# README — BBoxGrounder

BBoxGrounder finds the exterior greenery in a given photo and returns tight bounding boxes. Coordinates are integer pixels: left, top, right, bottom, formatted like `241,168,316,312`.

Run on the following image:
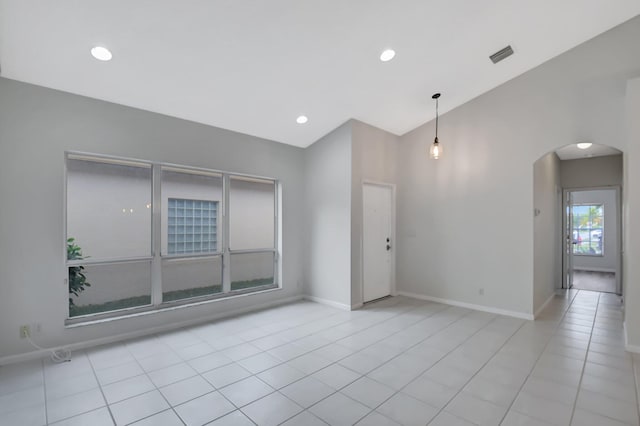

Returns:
572,204,604,256
230,277,274,291
68,278,275,317
69,295,151,317
67,238,91,306
163,285,223,302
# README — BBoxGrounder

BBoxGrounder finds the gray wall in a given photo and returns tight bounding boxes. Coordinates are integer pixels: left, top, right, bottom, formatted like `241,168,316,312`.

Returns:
351,120,399,307
0,77,305,360
624,77,640,348
560,155,623,189
303,122,353,308
533,152,561,315
303,119,398,309
571,189,618,272
396,16,640,316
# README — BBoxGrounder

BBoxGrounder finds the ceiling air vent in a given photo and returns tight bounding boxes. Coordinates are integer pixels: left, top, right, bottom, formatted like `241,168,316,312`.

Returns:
490,45,514,64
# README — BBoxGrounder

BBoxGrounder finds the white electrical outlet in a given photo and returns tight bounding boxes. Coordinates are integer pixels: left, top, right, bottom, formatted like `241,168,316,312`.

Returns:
19,325,30,338
479,288,485,296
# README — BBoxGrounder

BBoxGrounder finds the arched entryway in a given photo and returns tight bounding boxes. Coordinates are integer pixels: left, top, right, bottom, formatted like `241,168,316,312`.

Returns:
533,143,623,315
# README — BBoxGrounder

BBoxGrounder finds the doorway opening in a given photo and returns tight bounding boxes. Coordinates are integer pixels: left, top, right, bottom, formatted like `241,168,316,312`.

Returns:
563,187,621,294
533,143,623,315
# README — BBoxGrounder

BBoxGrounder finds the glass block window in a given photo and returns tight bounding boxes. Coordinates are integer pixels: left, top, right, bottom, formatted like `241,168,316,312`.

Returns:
167,198,218,254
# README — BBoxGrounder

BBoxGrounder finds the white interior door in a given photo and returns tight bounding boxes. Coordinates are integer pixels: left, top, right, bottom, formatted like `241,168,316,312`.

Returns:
363,183,393,303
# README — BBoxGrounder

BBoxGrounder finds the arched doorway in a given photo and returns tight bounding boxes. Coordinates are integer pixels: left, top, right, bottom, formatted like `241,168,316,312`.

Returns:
533,143,623,314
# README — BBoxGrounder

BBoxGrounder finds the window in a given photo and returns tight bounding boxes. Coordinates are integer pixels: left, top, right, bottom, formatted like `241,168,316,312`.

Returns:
572,204,604,256
229,176,277,291
167,198,218,255
161,168,224,302
66,153,279,320
66,155,153,317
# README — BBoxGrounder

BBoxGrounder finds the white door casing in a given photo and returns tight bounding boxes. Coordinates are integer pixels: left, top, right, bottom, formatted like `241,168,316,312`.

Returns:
564,190,574,289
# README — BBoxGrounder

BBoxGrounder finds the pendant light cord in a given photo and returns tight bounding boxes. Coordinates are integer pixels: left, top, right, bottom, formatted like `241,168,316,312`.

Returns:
435,97,439,139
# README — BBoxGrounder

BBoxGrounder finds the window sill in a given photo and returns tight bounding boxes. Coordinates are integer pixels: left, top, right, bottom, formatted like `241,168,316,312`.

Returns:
65,284,280,328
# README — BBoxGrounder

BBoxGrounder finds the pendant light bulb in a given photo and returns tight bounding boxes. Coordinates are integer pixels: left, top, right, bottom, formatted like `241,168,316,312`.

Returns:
429,93,442,160
430,138,442,160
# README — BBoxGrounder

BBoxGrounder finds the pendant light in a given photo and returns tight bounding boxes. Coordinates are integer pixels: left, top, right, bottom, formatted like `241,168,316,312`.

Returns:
429,93,442,160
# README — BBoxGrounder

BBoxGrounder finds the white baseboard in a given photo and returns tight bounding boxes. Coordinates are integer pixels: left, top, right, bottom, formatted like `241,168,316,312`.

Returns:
624,322,640,354
397,291,534,321
0,295,303,366
302,295,352,311
534,293,556,319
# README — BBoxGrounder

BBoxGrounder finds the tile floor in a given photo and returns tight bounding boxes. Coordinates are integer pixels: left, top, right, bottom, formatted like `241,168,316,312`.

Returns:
0,290,638,425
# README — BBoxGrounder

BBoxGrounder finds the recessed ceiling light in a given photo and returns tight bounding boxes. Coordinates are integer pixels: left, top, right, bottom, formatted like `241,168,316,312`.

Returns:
379,49,396,62
296,115,308,124
577,142,593,149
91,46,112,61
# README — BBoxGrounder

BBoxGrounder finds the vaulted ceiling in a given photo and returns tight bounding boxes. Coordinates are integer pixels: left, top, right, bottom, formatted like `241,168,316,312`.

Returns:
1,1,638,147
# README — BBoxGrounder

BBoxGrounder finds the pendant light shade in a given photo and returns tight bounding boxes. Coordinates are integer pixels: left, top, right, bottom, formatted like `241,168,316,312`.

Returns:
429,93,442,160
429,137,442,159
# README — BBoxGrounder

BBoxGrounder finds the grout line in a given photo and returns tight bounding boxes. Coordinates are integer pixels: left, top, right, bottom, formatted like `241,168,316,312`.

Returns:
39,299,500,425
16,295,534,424
184,302,353,347
44,352,124,425
567,291,600,425
15,292,630,426
301,305,494,424
73,305,343,424
180,308,353,362
238,299,454,424
109,340,187,425
221,299,460,425
495,289,582,425
569,292,638,425
111,300,384,425
79,302,340,386
84,350,120,426
633,350,640,426
41,359,48,425
204,298,432,379
423,314,528,424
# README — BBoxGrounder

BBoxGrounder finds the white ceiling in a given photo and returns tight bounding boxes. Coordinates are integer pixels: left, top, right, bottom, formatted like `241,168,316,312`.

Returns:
1,1,639,148
556,144,622,160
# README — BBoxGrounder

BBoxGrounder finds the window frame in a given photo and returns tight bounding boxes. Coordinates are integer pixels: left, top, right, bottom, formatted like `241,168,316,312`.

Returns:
64,152,280,324
228,175,279,294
